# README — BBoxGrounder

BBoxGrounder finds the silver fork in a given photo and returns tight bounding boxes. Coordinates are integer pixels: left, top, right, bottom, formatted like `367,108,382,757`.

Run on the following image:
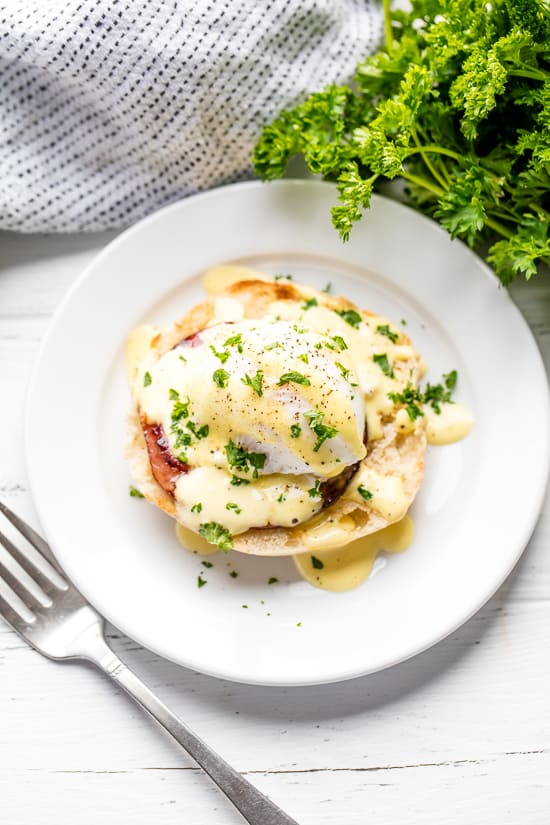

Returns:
0,500,299,825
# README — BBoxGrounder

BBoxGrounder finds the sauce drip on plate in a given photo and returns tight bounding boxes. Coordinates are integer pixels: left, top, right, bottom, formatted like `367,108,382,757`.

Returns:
293,515,414,591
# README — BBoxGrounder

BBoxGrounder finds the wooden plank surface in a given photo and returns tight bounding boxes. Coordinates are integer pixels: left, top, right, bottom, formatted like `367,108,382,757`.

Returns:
0,230,549,824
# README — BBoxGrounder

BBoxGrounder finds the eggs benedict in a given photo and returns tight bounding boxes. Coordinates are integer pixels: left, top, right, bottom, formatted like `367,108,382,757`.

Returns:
126,271,427,556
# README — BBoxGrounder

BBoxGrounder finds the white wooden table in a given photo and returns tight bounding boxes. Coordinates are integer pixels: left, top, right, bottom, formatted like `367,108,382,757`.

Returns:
1,228,549,825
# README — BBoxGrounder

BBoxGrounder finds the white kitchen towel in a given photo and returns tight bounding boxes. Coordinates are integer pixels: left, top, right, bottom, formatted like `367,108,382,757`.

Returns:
0,0,382,232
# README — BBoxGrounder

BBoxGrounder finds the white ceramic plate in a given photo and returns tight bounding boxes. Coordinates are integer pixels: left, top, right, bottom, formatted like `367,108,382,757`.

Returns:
26,180,549,686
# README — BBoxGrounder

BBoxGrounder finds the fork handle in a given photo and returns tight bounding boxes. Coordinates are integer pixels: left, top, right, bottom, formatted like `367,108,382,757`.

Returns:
95,652,299,825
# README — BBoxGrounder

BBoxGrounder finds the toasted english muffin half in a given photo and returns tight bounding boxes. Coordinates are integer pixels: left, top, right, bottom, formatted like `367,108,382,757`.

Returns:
126,275,427,556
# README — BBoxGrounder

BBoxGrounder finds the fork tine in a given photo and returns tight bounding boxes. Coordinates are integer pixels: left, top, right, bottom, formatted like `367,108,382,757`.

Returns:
0,501,66,577
0,529,65,599
0,547,47,609
0,590,30,632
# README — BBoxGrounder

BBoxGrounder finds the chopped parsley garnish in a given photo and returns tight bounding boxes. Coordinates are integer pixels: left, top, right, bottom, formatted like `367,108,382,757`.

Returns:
277,371,311,387
197,576,207,588
129,485,144,498
226,502,243,514
388,370,459,418
314,342,323,350
308,480,322,498
297,353,309,364
292,324,307,334
373,353,395,378
169,388,180,400
423,370,458,413
301,297,318,310
443,370,458,390
323,282,332,293
225,440,267,478
229,570,239,578
290,423,301,439
171,396,191,422
358,485,373,501
268,577,279,584
277,494,286,502
143,371,152,387
174,430,192,448
209,344,230,363
186,421,209,439
224,333,244,352
176,451,189,464
190,502,203,513
334,308,362,328
376,324,399,343
241,370,264,397
388,384,424,420
335,361,350,381
274,273,292,281
201,561,213,570
213,368,230,388
242,604,249,609
178,354,187,363
230,475,250,486
331,335,348,351
265,341,282,351
199,521,233,552
304,409,339,452
335,361,358,386
311,555,324,569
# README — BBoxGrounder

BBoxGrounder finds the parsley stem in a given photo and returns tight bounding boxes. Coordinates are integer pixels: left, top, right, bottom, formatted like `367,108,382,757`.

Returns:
484,216,514,240
383,0,393,52
411,130,448,191
507,67,549,82
401,171,445,198
407,144,463,162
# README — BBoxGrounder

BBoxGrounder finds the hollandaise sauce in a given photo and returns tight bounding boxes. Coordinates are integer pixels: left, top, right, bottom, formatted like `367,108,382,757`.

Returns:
293,516,414,591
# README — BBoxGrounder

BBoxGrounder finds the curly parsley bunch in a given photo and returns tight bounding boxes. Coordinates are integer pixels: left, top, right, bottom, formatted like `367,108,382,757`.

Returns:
254,0,550,284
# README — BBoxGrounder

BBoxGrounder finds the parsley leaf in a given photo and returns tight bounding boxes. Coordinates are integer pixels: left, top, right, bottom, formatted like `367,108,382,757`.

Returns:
304,409,339,452
226,502,243,514
331,335,348,351
308,480,322,498
230,475,250,486
277,371,311,387
197,576,207,588
290,423,302,439
334,308,362,328
373,353,395,379
241,370,264,397
210,345,230,363
190,502,202,513
199,522,233,552
129,485,144,498
171,397,191,423
224,333,244,352
311,555,325,569
143,371,152,387
357,485,373,501
376,324,399,344
213,368,230,388
225,440,267,478
186,421,209,439
301,297,318,310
